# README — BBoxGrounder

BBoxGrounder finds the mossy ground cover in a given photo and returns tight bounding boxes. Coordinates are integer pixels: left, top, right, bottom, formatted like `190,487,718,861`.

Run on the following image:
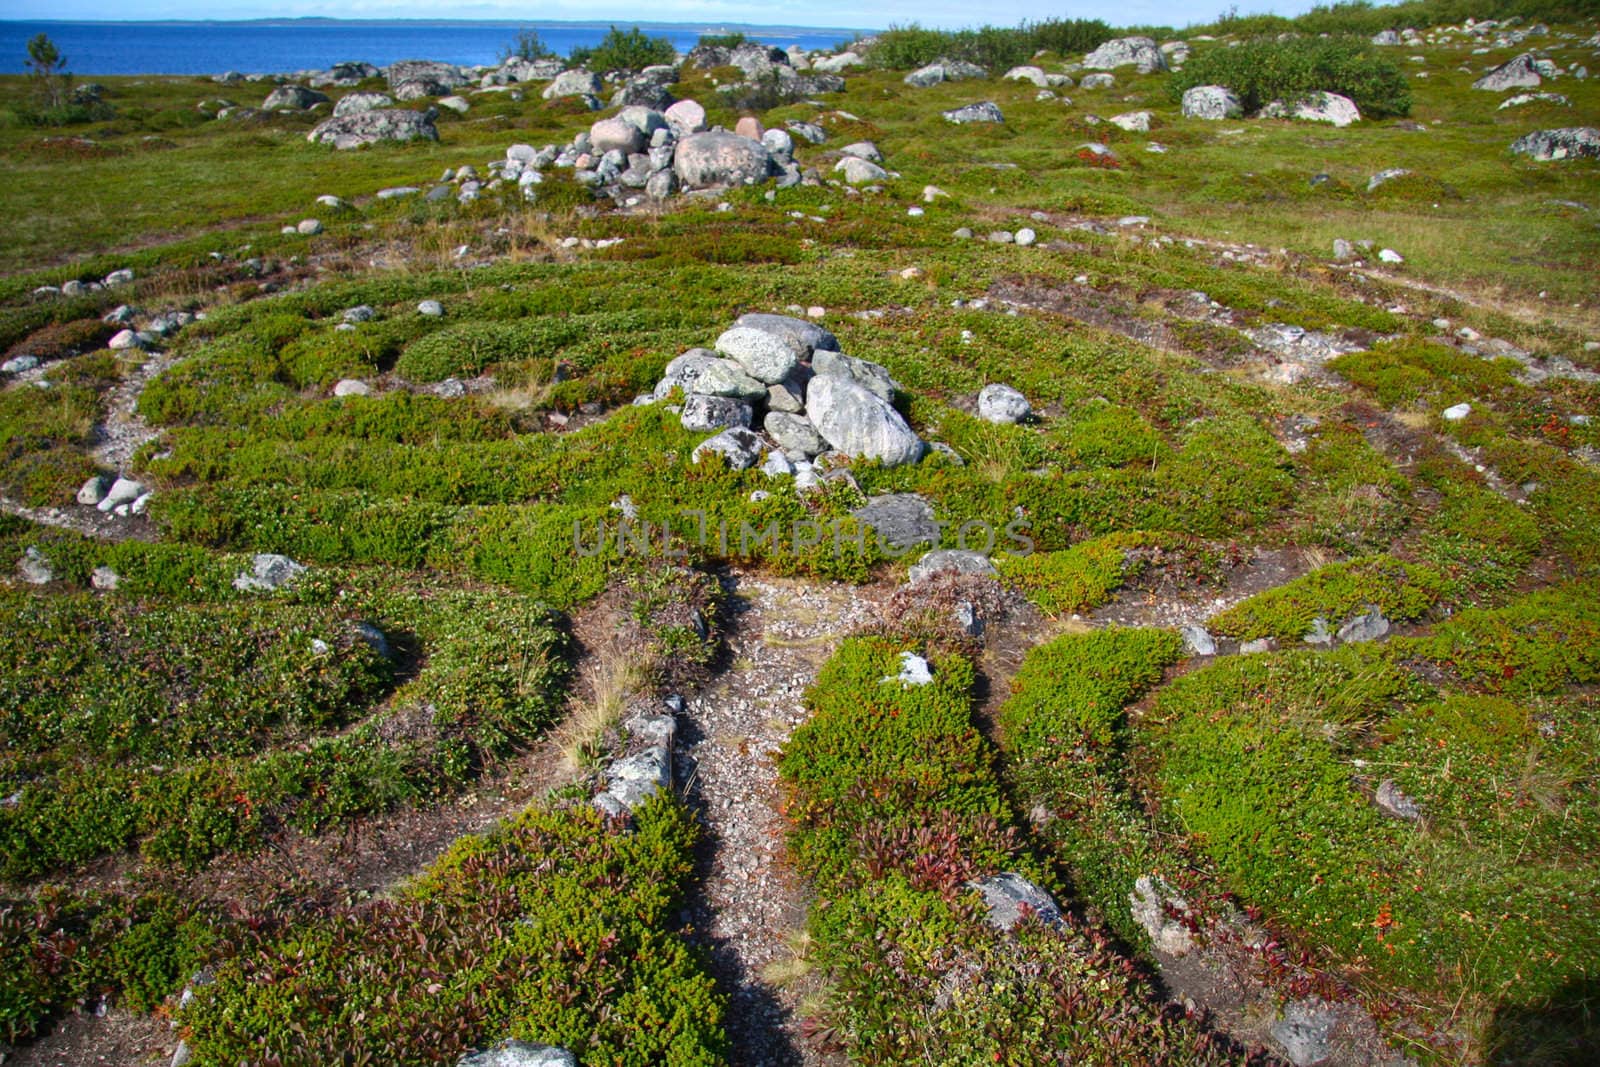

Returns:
995,591,1600,1061
1,3,1597,1061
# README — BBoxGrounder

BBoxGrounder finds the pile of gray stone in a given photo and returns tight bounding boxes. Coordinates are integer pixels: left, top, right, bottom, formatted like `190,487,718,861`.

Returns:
639,313,927,475
484,105,856,207
685,40,846,103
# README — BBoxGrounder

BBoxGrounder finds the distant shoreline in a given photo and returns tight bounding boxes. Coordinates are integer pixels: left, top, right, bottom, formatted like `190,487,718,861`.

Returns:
0,17,874,34
0,18,873,76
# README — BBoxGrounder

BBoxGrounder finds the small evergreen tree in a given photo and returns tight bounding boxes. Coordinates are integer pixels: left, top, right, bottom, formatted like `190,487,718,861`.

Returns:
25,33,72,109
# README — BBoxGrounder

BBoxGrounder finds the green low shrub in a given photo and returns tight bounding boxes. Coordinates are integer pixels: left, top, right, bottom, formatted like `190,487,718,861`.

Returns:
779,637,1236,1064
1170,35,1411,117
568,26,677,74
1207,553,1446,642
1329,338,1521,411
182,798,725,1064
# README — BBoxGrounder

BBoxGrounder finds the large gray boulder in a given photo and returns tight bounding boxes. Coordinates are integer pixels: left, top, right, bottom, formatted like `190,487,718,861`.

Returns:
542,69,602,100
715,326,802,384
307,108,438,149
905,59,987,87
588,117,645,154
1511,127,1600,160
263,85,328,110
385,60,468,90
735,313,838,355
499,57,565,83
1082,36,1167,74
764,411,828,455
728,42,792,80
393,79,451,101
1181,85,1242,119
835,156,889,183
689,359,767,400
673,131,773,189
812,349,900,403
812,52,864,74
654,349,722,398
681,394,753,432
1263,92,1360,127
664,99,707,134
691,427,764,469
332,91,393,117
1473,52,1542,91
805,375,923,466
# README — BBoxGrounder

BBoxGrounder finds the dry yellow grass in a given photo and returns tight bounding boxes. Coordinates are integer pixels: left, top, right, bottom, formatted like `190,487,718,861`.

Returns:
555,636,653,770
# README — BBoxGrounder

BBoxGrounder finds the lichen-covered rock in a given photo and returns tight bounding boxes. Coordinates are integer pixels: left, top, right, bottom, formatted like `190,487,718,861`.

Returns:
385,59,468,91
1083,36,1168,74
458,1042,576,1067
1473,52,1542,91
1511,126,1600,161
263,85,328,110
764,411,828,456
588,117,645,154
691,427,764,469
332,91,393,117
541,69,602,100
1181,85,1242,119
908,548,997,584
680,394,753,432
943,101,1004,125
834,156,889,182
812,349,900,403
307,108,439,149
969,872,1063,931
905,59,987,87
715,325,802,384
1004,65,1050,87
1272,91,1361,126
736,313,838,355
977,383,1031,423
233,553,306,592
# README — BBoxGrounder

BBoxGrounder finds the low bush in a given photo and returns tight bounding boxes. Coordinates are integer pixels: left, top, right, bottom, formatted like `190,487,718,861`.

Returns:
1328,338,1521,411
997,629,1185,947
568,26,677,74
864,19,1114,71
1207,553,1446,641
182,798,725,1064
779,637,1237,1063
1,888,219,1042
1170,36,1411,117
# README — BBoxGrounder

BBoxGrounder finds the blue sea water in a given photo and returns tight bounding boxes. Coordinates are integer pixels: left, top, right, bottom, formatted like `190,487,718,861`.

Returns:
0,19,870,76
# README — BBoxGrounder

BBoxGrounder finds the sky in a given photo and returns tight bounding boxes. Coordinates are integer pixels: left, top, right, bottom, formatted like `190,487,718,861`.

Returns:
2,0,1336,33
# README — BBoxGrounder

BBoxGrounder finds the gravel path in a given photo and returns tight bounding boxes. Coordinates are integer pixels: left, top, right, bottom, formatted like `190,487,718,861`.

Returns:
90,352,177,471
678,573,885,1067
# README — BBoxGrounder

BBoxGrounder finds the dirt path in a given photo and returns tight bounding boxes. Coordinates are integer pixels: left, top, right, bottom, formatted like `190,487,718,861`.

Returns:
678,573,888,1067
